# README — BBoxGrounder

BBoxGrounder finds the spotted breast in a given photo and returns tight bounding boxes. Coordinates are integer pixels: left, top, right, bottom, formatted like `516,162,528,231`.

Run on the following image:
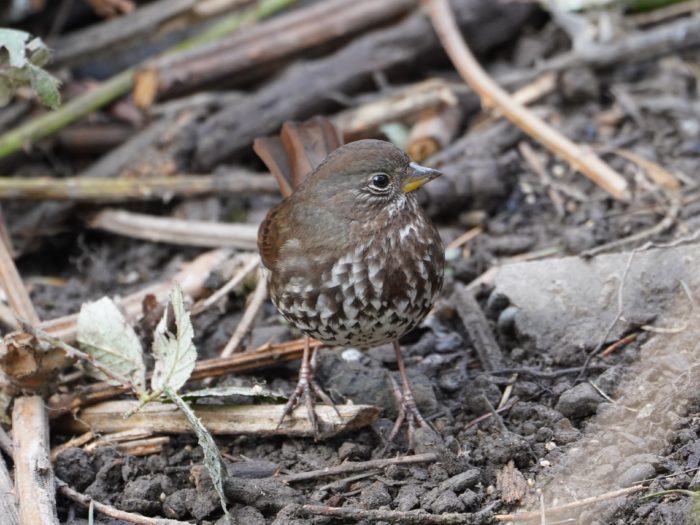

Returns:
265,185,444,348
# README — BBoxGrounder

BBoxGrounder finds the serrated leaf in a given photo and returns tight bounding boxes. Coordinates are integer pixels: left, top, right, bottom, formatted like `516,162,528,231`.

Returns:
77,297,146,390
26,37,50,67
27,64,60,109
181,385,286,402
0,29,30,68
164,388,228,517
151,285,196,394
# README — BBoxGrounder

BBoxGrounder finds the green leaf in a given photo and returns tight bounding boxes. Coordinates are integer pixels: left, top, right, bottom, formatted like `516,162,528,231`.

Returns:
151,285,196,394
164,388,229,517
0,29,30,68
181,384,286,402
77,297,146,390
27,64,60,109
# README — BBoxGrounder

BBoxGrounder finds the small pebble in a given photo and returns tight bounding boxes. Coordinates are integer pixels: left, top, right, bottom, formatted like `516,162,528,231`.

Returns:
555,383,604,418
619,463,655,487
395,484,424,511
428,464,449,482
359,481,391,509
430,490,466,514
439,469,481,493
460,489,480,509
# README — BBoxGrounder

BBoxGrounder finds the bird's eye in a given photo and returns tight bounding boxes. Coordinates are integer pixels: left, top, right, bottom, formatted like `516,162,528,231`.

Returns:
370,173,390,190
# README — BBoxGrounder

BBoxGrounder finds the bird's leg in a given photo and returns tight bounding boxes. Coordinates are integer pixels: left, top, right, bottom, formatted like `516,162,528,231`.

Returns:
276,336,340,439
387,340,427,444
309,343,342,420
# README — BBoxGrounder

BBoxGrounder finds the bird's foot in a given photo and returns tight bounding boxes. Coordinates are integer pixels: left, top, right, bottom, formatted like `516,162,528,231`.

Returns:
386,374,427,443
277,357,341,440
383,374,443,453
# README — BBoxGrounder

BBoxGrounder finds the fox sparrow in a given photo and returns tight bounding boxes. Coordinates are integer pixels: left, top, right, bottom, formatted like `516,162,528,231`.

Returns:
255,117,444,440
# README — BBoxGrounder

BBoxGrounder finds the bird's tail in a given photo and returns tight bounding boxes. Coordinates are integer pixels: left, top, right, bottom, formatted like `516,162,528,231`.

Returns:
253,116,343,197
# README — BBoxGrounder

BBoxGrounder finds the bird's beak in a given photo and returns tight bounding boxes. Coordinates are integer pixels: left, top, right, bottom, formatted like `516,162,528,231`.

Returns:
402,162,442,193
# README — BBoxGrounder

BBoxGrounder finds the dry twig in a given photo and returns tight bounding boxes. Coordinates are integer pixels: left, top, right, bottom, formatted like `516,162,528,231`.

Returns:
220,270,267,356
56,478,189,525
90,209,258,249
279,452,438,483
423,0,630,200
192,254,260,315
0,172,277,202
13,396,58,525
494,485,646,522
0,225,40,325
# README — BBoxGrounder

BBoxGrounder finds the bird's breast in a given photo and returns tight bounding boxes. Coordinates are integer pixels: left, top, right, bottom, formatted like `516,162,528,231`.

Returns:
268,203,443,348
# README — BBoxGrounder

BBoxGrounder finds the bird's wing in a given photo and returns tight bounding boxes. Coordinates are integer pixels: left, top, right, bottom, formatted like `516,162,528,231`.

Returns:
257,202,284,270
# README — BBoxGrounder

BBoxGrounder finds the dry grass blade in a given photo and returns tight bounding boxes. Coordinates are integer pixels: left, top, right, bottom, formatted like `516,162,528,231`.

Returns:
422,0,630,201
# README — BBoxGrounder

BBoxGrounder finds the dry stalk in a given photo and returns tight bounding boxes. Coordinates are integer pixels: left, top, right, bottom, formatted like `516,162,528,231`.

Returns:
13,396,58,525
0,223,40,325
90,209,258,249
63,400,380,438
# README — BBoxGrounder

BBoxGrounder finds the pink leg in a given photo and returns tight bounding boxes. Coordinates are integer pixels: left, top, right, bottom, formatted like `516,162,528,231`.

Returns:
276,336,340,439
387,340,427,443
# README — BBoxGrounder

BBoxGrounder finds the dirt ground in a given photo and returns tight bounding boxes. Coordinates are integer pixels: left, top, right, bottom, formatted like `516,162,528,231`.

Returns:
3,1,700,524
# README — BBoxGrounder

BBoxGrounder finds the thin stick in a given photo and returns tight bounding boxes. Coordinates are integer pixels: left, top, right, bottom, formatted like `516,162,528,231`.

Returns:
90,209,258,249
192,254,259,315
279,453,438,483
0,220,40,325
600,332,638,358
56,478,189,525
422,0,629,201
13,396,59,525
219,269,267,356
446,226,483,251
0,172,277,201
50,432,94,462
494,485,646,522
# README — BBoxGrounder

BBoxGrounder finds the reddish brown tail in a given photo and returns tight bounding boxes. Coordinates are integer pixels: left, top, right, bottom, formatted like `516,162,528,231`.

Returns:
253,116,343,197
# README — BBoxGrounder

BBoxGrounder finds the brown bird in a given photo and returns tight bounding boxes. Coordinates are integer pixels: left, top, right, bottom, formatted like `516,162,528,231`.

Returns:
254,117,444,441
